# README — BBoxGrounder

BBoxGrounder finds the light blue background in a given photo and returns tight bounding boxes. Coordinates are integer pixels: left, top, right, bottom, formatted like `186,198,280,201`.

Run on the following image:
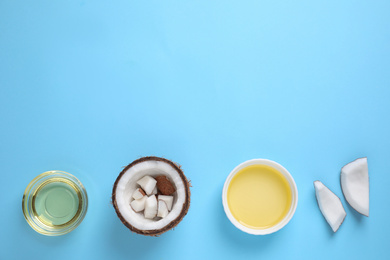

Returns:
1,1,389,259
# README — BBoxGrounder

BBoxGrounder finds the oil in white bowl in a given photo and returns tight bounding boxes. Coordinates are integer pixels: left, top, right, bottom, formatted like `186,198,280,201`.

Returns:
227,164,292,229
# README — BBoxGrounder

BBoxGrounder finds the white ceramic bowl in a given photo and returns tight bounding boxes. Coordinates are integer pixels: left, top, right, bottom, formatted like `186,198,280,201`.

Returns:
222,159,298,235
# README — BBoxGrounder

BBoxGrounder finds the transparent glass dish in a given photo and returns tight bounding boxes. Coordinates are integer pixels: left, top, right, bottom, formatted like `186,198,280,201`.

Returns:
22,170,88,236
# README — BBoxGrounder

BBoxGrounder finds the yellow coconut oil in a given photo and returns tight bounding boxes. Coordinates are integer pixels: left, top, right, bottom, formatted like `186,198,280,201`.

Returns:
227,164,292,229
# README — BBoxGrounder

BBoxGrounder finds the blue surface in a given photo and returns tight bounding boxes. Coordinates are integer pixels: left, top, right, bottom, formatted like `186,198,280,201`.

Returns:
1,1,389,259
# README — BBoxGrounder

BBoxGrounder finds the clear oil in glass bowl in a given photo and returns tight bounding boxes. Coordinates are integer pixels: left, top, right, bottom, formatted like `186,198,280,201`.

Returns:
23,171,88,236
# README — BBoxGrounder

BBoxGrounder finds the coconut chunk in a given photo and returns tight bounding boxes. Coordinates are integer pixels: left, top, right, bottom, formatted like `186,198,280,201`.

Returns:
156,175,176,195
144,195,158,219
157,200,169,218
158,195,173,211
137,176,157,195
341,157,369,217
132,188,146,200
130,196,147,212
314,181,346,232
151,186,158,195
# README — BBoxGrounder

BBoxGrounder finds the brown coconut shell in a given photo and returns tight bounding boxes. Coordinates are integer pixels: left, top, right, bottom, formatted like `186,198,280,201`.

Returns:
112,156,191,236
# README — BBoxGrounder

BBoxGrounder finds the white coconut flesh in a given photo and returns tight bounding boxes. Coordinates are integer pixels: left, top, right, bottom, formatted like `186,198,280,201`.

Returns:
340,157,369,216
115,160,186,231
157,200,169,218
137,176,157,195
159,195,173,211
144,196,158,219
130,196,147,212
132,188,145,200
314,181,346,232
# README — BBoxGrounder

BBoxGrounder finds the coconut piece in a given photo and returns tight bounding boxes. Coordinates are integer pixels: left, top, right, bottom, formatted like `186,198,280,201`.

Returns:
157,200,169,218
112,156,191,236
144,195,158,219
151,186,158,195
130,196,147,212
340,157,369,217
158,195,173,211
137,175,157,195
132,188,146,200
156,175,176,195
314,181,346,232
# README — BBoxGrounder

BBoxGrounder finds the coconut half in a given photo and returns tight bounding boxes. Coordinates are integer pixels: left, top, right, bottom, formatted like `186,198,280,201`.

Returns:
340,157,369,217
112,156,191,236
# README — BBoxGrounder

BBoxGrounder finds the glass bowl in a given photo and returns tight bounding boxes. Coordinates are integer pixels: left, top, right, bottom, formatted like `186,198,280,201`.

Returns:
22,170,88,236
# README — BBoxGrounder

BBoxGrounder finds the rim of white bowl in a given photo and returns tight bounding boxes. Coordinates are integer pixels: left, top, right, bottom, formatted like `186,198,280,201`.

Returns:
222,159,298,235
